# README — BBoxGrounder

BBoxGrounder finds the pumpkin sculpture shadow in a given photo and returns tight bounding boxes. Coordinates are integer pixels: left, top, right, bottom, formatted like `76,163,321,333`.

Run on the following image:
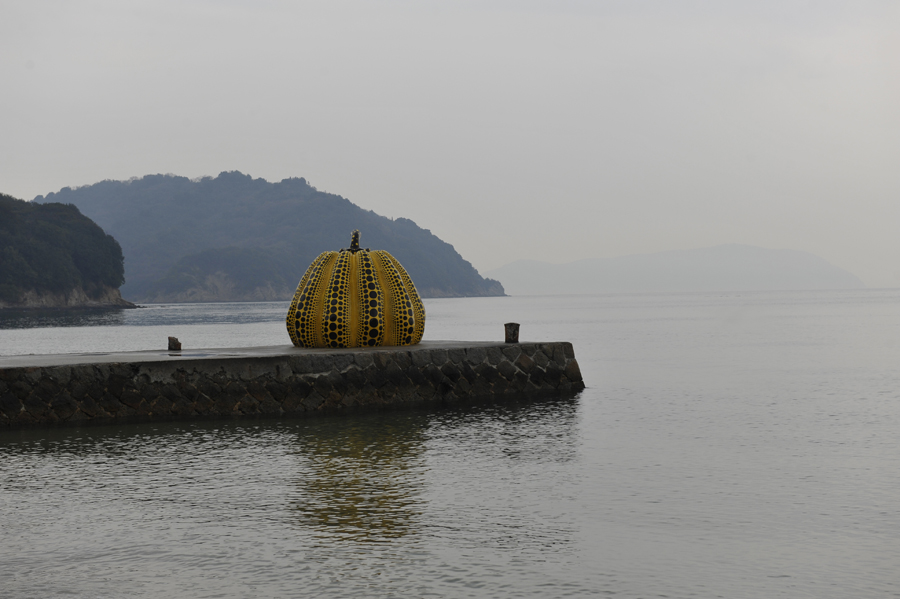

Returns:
289,412,427,542
286,230,426,348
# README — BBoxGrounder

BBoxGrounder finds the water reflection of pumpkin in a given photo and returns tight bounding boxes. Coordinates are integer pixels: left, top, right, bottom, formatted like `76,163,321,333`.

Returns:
291,414,427,542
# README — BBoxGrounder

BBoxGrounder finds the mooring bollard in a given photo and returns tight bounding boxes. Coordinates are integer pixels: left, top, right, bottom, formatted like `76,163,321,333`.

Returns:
168,336,182,351
504,323,520,344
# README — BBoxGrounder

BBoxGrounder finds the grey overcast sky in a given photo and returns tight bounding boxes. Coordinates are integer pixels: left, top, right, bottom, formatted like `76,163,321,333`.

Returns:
2,1,899,286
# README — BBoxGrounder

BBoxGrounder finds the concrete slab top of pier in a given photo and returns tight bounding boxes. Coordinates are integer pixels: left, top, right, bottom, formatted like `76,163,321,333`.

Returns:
0,341,556,370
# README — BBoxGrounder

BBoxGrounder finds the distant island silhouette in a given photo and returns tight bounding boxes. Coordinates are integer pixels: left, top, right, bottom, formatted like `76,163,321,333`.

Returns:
486,244,865,295
35,172,504,302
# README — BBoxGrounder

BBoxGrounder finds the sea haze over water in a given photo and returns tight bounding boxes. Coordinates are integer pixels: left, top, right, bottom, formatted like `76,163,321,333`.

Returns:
486,244,866,296
1,291,899,597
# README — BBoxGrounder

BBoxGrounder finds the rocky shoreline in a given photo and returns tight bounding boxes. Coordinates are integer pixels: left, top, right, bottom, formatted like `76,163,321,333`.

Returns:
0,285,136,310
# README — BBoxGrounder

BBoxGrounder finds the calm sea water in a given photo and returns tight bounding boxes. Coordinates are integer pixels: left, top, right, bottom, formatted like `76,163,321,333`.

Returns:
1,291,899,598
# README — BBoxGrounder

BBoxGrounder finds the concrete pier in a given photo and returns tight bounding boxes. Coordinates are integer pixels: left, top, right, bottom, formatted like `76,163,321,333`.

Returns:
0,341,584,429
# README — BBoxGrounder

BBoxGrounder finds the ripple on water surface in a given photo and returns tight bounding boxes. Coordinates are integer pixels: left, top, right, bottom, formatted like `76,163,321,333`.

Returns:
0,398,594,598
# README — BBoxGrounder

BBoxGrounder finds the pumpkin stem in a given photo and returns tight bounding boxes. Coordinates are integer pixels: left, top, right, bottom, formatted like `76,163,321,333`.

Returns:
343,230,367,253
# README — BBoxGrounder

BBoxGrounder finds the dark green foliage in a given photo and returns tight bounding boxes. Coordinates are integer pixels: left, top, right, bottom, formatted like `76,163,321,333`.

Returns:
147,247,288,296
35,172,504,299
0,193,125,303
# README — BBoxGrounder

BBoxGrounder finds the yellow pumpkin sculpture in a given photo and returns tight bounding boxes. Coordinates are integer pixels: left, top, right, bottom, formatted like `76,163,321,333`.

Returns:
286,230,425,348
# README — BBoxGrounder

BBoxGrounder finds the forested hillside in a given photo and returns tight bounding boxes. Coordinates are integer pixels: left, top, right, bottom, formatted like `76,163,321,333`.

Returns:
0,193,132,308
35,172,504,302
141,247,291,303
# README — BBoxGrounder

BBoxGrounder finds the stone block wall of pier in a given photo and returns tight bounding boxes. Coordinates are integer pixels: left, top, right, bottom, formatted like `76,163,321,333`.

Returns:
0,342,584,429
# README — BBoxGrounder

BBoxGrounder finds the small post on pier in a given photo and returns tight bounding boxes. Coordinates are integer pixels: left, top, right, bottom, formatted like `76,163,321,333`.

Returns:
168,336,182,351
504,323,519,344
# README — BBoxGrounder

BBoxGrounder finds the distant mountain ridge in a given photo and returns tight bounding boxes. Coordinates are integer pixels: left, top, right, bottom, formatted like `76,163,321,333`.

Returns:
35,172,504,302
485,244,865,295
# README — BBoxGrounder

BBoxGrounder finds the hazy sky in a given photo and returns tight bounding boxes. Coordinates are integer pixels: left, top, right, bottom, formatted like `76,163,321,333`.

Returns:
3,1,899,286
